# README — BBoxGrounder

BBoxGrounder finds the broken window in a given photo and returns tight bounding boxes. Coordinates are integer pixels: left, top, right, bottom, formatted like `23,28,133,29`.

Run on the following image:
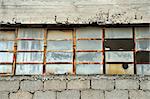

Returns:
46,30,73,74
16,28,44,75
0,30,15,74
76,27,103,74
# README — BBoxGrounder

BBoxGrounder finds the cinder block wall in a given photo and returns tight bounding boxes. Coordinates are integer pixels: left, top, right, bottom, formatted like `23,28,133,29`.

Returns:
0,75,150,99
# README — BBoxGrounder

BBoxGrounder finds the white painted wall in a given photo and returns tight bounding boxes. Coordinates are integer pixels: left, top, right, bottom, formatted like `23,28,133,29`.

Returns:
0,0,150,24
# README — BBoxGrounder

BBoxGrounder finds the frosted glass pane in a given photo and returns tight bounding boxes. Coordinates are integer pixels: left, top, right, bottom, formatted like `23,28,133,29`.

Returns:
46,64,73,74
0,31,15,40
76,52,102,62
105,28,132,38
48,30,72,40
136,40,150,50
16,64,43,75
47,41,73,50
135,27,150,39
106,51,134,62
18,28,44,39
0,65,12,73
76,64,103,74
106,64,134,74
46,52,73,62
0,52,13,62
17,40,44,50
76,27,102,38
77,40,102,50
137,64,150,75
0,41,14,51
17,52,43,62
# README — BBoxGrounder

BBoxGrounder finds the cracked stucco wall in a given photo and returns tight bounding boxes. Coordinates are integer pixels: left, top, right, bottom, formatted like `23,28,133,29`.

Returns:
0,0,150,24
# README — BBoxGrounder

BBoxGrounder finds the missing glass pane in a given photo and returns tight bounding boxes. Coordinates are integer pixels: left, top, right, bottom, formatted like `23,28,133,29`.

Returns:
46,52,73,62
105,51,134,62
77,40,102,50
76,64,103,74
76,52,102,62
46,64,73,74
106,64,134,74
104,39,134,50
16,64,43,75
136,51,150,63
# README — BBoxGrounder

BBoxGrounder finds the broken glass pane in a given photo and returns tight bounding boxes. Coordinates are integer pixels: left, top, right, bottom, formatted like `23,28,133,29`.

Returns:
47,30,72,40
0,41,14,51
0,31,15,40
17,40,44,51
104,39,134,50
76,52,102,62
105,28,132,38
106,64,134,74
136,40,150,50
47,41,73,50
105,51,134,62
17,52,43,62
135,27,150,39
137,64,150,75
0,65,12,73
136,51,150,63
77,40,102,50
18,28,44,39
76,64,103,74
46,52,73,62
76,27,102,38
16,64,43,75
46,64,73,74
0,52,13,62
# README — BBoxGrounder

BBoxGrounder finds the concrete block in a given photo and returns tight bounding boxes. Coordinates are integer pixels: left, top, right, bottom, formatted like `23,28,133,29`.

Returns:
68,80,90,90
81,90,104,99
140,80,150,90
0,92,9,99
33,91,56,99
129,90,150,99
44,80,66,91
105,90,128,99
10,91,32,99
57,90,80,99
91,79,114,90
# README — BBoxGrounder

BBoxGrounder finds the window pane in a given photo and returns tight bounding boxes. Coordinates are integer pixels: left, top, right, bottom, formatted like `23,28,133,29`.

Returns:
136,51,150,63
0,65,12,73
136,40,150,50
76,27,102,38
16,64,43,75
106,64,134,74
17,40,44,51
105,51,134,62
18,28,44,39
135,27,150,39
0,31,15,40
47,30,72,40
0,41,14,51
46,52,73,62
17,52,43,62
0,52,13,62
76,52,102,62
76,64,103,74
47,41,73,50
104,39,134,50
137,64,150,75
105,28,132,38
77,40,102,50
46,64,73,74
